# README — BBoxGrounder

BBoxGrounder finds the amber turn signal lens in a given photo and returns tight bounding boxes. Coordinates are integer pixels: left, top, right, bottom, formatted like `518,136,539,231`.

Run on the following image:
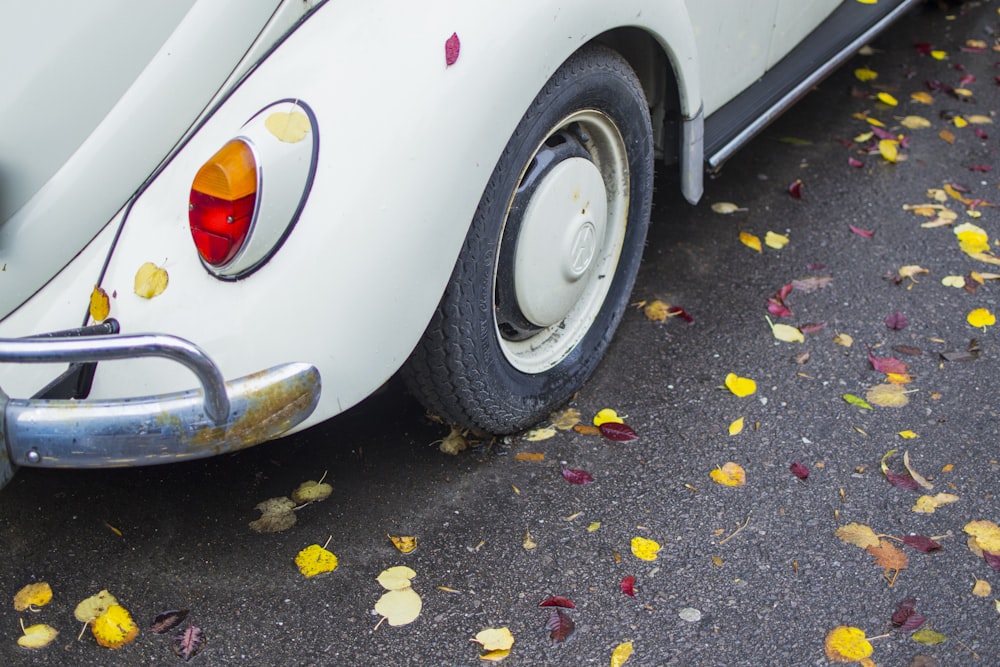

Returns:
189,139,258,266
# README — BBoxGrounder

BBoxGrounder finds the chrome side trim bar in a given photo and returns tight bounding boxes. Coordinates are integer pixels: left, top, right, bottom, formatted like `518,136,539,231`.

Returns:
706,0,920,170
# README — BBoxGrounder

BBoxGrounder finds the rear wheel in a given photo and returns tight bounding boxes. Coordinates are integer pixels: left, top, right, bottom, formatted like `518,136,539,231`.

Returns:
403,45,654,433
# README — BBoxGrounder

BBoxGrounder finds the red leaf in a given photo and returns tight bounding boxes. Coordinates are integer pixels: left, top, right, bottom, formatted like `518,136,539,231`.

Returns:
959,73,976,86
870,125,897,141
545,608,575,644
777,283,793,300
599,422,638,442
787,179,803,199
885,470,920,491
849,224,874,238
538,596,576,609
914,42,932,55
892,345,922,356
799,322,827,335
891,598,917,626
975,127,989,140
884,312,908,330
444,32,460,67
768,299,793,318
667,305,693,322
901,535,942,552
960,45,986,54
848,157,865,168
790,462,809,480
620,575,636,597
173,624,205,662
899,613,927,632
968,164,993,172
868,349,908,374
150,609,189,634
561,467,594,485
985,551,1000,571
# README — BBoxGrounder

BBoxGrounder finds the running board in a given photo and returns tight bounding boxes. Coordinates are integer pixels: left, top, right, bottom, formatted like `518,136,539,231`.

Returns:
705,0,920,171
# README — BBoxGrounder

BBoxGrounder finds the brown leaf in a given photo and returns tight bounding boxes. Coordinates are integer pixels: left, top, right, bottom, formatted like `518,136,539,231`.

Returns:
901,535,942,552
866,539,909,571
150,609,190,634
173,624,206,661
545,608,575,644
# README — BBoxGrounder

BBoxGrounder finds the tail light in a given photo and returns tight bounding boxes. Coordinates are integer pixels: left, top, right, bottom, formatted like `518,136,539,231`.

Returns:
188,139,259,266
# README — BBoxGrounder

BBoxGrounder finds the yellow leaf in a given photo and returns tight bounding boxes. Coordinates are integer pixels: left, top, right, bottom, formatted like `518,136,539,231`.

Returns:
524,426,558,441
866,383,909,407
74,590,119,623
593,409,624,426
967,308,996,328
711,202,747,214
865,116,886,128
630,536,661,561
942,275,966,288
899,264,929,280
295,544,339,577
92,604,139,649
973,578,992,597
514,452,545,461
473,627,515,651
897,430,918,439
89,286,110,322
953,115,968,128
710,462,746,487
765,231,789,249
876,92,897,106
479,648,511,662
939,128,955,144
878,139,898,163
964,520,1000,553
438,426,468,455
739,231,762,252
13,582,53,612
728,417,745,436
824,626,873,662
834,333,853,347
376,566,417,590
291,479,332,503
854,66,878,81
767,316,804,343
968,251,1000,266
587,522,601,532
912,493,960,514
248,496,297,533
389,534,418,554
899,115,931,129
835,522,881,549
643,299,670,322
133,262,168,299
854,131,874,142
967,114,993,124
724,373,756,397
910,91,934,104
610,640,634,667
955,222,990,254
930,50,947,60
522,527,537,551
551,407,581,430
18,622,58,649
374,587,422,626
264,111,311,143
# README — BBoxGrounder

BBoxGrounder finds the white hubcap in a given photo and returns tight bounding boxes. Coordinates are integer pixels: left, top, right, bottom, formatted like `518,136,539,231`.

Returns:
513,157,608,327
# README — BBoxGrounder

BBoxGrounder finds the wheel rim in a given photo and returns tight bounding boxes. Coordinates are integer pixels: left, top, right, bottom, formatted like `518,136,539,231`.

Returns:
493,110,630,374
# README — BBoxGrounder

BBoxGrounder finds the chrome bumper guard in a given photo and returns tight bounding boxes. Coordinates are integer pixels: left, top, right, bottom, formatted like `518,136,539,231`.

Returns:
0,334,321,489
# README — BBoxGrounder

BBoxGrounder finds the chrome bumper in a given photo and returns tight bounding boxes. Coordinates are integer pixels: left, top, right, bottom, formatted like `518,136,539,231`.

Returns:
0,334,321,489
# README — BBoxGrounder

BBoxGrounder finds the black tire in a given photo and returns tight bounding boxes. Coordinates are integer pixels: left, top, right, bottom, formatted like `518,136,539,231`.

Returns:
403,44,654,433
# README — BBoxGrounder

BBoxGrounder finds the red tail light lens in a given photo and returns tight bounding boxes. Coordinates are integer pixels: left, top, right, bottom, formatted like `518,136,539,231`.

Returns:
188,139,258,266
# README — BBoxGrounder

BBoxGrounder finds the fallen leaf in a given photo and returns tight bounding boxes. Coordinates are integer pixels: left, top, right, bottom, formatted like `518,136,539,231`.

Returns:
710,462,746,487
740,231,762,252
900,115,931,129
967,308,995,328
630,536,661,561
375,587,422,627
911,91,934,104
964,520,1000,554
438,426,468,455
264,111,311,143
842,393,873,410
877,92,898,106
903,451,933,490
376,566,417,591
538,596,575,609
790,462,809,480
524,426,558,441
17,622,58,649
787,179,804,199
765,231,789,249
134,262,168,299
561,467,594,485
296,544,339,577
593,408,624,426
74,590,119,624
834,333,854,347
620,576,636,597
248,496,297,533
866,384,909,408
711,202,747,214
911,627,947,645
544,608,575,644
836,523,881,549
867,539,909,571
854,66,878,82
912,493,960,514
972,578,991,597
550,407,580,430
13,582,53,612
92,604,139,649
444,32,460,67
767,317,804,343
901,535,941,552
173,624,206,662
939,128,955,144
522,528,537,551
849,224,874,238
611,640,634,667
473,626,515,652
884,312,908,329
878,139,899,163
89,286,110,322
824,626,873,662
514,452,545,462
149,609,190,634
724,373,756,397
291,479,332,503
728,417,745,436
599,422,639,442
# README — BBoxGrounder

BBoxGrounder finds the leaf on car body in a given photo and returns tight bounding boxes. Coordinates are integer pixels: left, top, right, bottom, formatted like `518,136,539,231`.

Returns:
134,262,168,299
444,32,460,66
90,286,110,322
264,111,311,143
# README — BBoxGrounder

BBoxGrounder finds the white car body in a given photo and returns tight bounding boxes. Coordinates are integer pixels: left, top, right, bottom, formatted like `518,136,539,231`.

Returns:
0,0,916,486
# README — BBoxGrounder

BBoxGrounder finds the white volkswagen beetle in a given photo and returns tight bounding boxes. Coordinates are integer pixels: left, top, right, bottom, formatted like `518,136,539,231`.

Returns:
0,0,917,487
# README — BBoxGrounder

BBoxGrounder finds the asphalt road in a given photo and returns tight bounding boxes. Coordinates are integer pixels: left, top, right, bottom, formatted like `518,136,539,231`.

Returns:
3,3,999,666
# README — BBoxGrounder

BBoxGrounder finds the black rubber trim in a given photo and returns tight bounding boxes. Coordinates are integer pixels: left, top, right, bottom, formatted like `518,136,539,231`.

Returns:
704,0,914,161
